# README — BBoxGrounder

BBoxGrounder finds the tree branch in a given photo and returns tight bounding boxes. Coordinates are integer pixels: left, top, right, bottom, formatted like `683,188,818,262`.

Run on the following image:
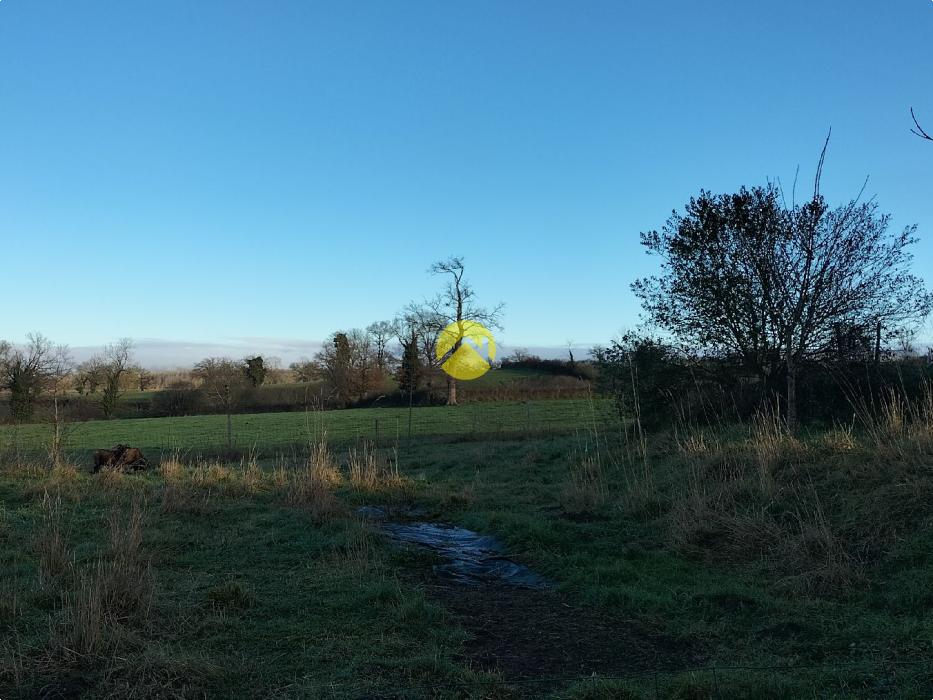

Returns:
911,107,933,141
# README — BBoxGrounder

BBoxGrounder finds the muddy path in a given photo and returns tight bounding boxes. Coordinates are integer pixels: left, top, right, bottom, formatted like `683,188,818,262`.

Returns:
361,506,702,694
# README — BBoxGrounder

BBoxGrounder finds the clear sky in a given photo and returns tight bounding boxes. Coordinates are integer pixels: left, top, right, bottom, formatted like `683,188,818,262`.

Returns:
2,1,932,365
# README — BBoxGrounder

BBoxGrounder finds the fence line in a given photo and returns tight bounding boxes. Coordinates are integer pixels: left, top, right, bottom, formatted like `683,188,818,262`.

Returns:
0,399,627,459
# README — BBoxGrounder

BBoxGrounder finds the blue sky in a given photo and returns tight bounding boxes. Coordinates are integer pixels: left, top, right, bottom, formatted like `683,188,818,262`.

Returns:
1,1,931,365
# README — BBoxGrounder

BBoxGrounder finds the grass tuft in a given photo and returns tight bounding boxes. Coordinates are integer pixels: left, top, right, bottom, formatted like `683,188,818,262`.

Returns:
34,492,74,588
347,442,403,492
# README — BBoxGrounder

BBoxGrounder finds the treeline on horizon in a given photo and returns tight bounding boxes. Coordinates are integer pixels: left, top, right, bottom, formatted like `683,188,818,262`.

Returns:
0,256,594,425
0,334,594,422
3,147,933,432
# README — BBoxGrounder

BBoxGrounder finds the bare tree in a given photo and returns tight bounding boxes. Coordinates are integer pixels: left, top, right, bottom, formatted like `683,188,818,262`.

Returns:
96,339,134,419
289,357,318,383
314,329,378,404
135,367,154,392
366,320,396,374
424,256,503,405
193,357,246,448
0,334,70,423
398,303,445,373
911,107,933,141
74,357,104,395
47,345,74,466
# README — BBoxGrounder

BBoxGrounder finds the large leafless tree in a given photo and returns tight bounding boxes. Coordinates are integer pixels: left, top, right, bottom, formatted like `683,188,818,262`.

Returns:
422,256,503,406
91,339,135,419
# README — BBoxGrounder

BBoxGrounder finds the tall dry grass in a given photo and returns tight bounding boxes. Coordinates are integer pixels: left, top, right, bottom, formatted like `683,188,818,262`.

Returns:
347,442,402,492
560,444,607,515
52,498,153,663
0,636,25,689
749,401,800,497
665,403,877,594
158,453,185,481
612,369,657,511
282,437,343,521
852,381,933,460
333,520,381,583
34,493,74,588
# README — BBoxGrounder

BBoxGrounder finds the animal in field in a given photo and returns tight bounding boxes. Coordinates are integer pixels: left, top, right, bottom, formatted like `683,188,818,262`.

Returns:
92,447,121,472
92,444,147,472
115,446,148,471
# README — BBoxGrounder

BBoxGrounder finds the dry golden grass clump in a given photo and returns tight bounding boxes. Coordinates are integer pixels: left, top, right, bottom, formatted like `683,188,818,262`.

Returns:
817,423,858,453
0,457,46,479
239,454,263,493
309,439,342,486
190,461,233,488
347,442,403,492
675,428,720,457
158,454,185,481
281,439,344,522
749,405,803,497
157,450,265,501
856,384,933,460
23,461,83,502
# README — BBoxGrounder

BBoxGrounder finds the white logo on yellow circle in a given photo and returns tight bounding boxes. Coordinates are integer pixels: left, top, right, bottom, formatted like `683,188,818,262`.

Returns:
436,320,496,381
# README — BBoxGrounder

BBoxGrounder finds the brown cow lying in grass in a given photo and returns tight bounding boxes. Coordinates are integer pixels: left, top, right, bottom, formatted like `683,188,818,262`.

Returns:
92,444,149,473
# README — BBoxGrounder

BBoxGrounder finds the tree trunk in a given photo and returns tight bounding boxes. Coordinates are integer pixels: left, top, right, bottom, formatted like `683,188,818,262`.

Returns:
446,375,458,406
874,319,882,367
785,356,797,435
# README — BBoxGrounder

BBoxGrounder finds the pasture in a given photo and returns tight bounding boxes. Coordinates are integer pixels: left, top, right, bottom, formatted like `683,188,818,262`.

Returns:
0,399,617,462
2,406,932,698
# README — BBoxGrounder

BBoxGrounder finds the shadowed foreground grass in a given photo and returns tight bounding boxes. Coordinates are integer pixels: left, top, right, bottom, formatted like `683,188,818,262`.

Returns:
2,418,933,698
0,453,487,698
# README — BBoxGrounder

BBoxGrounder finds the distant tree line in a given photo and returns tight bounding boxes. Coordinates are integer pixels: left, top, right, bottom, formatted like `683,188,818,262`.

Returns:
0,256,509,425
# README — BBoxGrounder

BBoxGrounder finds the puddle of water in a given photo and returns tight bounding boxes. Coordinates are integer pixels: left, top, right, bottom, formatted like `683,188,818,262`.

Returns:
359,507,549,589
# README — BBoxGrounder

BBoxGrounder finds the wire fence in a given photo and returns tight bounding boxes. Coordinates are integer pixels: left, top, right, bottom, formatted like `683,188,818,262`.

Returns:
0,399,625,460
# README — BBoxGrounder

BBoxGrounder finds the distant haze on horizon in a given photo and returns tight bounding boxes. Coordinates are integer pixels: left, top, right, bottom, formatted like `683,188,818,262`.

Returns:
64,338,595,371
2,1,932,352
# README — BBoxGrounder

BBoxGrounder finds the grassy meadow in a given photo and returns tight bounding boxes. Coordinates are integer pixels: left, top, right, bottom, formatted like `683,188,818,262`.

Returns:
0,399,617,463
2,395,933,698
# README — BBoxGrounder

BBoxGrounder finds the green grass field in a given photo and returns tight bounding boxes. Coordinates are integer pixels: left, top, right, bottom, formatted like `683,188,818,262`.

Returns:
2,406,932,697
0,399,617,461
